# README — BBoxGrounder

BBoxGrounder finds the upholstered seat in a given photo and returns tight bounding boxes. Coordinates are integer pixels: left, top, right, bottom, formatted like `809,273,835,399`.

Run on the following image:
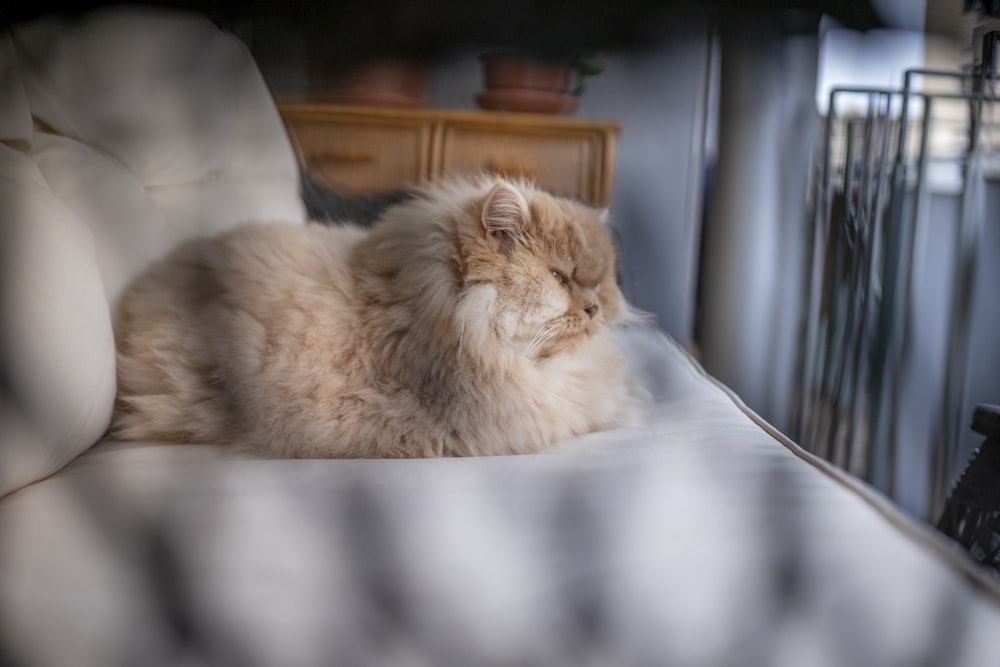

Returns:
2,8,999,667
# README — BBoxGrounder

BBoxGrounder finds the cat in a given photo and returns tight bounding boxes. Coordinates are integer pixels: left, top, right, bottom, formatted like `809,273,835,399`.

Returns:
111,176,643,458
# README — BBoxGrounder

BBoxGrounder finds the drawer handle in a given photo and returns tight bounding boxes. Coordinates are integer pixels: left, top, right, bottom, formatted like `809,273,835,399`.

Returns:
311,148,375,164
486,159,537,179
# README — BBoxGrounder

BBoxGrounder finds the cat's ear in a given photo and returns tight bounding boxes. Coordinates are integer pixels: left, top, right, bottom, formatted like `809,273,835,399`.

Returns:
480,181,529,251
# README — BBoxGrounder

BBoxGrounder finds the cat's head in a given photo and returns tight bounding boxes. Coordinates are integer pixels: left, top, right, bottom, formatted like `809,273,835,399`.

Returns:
454,177,627,359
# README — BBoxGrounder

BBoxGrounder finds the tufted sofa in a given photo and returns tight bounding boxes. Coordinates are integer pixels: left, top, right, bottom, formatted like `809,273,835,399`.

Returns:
2,8,1000,667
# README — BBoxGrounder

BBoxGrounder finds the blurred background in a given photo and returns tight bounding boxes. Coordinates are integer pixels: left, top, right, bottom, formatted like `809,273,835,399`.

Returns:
4,0,998,521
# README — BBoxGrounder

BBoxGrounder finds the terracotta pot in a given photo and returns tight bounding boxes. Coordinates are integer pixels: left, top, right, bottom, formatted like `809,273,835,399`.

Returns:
314,59,429,108
480,53,574,94
476,88,580,114
477,52,579,114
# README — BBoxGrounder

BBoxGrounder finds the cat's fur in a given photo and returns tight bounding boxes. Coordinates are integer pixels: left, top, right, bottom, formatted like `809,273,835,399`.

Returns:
111,176,641,458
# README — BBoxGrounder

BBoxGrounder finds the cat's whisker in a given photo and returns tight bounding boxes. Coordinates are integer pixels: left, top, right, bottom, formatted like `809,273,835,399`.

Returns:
524,330,544,358
525,321,561,358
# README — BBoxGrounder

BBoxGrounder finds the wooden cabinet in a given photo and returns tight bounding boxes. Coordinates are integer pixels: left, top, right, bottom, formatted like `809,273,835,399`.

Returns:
278,104,620,206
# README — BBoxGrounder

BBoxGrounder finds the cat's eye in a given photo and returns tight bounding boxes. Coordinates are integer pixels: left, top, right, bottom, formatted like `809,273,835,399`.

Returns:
551,269,569,287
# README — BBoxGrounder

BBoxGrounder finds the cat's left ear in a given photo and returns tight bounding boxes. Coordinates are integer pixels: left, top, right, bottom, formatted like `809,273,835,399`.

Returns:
480,181,529,251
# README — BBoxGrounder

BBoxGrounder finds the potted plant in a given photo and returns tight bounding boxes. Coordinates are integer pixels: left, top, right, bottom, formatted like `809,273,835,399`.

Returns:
476,51,604,114
312,58,431,108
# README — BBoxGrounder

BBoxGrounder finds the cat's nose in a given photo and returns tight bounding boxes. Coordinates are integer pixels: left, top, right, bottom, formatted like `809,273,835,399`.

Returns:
584,303,599,319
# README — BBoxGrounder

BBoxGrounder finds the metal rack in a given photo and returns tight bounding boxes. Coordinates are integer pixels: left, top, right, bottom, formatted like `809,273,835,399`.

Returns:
794,31,999,520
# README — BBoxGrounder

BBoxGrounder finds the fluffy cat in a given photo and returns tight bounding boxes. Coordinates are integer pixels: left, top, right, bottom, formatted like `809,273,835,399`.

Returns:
111,176,641,457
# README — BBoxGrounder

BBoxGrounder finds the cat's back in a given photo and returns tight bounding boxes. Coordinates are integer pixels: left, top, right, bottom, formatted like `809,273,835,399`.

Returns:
120,222,365,314
199,222,364,297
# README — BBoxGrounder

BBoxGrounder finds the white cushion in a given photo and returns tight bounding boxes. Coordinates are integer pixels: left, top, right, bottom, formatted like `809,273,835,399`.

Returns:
0,7,305,495
0,145,116,496
2,327,999,666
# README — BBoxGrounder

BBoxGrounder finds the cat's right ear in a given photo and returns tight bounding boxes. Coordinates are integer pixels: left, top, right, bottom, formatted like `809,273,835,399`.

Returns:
480,181,529,252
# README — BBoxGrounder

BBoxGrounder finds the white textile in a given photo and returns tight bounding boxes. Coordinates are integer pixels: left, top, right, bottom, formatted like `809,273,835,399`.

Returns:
0,7,304,495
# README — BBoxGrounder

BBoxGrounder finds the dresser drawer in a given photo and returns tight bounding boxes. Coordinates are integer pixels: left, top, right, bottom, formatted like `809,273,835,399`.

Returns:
284,116,433,194
278,104,619,206
437,121,615,205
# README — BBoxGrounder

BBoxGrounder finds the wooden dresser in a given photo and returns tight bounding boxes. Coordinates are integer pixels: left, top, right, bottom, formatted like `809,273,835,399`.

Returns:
277,104,620,206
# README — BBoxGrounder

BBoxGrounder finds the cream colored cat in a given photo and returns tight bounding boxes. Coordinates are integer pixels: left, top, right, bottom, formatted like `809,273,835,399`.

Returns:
111,176,641,457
